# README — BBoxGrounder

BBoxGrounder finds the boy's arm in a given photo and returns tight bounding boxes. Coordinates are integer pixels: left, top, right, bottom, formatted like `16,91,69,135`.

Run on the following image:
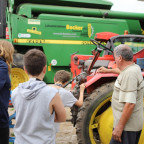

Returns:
74,83,85,107
97,66,120,74
50,93,66,122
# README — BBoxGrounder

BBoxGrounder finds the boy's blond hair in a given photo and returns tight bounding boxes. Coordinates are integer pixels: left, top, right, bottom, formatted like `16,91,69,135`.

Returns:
0,40,14,73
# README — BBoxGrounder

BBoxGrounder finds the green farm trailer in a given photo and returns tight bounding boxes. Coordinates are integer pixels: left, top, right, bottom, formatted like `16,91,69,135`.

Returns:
0,0,144,87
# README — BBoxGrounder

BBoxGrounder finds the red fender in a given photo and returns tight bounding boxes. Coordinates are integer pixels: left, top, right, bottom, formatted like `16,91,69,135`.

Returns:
85,73,118,94
85,72,144,94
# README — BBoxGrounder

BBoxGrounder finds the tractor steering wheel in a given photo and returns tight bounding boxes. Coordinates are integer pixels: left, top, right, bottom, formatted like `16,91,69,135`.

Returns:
90,39,113,53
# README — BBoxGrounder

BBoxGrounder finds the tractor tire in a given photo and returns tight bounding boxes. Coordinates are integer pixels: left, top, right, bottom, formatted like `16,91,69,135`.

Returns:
76,81,144,144
13,53,24,69
71,86,81,126
11,68,29,90
76,81,115,144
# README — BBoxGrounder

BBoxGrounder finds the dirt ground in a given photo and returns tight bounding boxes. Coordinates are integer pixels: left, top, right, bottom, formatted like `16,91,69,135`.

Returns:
56,108,78,144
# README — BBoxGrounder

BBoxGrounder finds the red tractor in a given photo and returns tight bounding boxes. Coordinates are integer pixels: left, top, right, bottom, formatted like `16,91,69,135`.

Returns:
69,32,144,144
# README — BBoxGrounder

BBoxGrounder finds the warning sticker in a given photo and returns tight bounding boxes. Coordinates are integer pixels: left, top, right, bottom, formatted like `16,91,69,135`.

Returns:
28,19,40,25
51,59,57,66
18,33,31,38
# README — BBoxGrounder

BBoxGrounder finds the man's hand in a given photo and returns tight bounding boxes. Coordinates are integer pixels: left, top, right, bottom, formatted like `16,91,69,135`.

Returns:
97,67,120,74
97,66,109,73
112,125,123,142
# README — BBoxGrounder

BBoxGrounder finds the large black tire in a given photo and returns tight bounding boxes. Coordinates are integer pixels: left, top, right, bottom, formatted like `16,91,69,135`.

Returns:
76,81,115,144
13,53,24,69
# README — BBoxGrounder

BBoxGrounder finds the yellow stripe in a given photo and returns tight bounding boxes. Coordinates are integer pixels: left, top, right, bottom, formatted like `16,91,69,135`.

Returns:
88,23,91,38
125,42,144,47
14,39,93,45
113,42,144,47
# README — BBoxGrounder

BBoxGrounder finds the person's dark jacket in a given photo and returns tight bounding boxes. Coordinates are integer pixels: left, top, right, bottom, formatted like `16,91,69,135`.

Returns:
0,57,11,128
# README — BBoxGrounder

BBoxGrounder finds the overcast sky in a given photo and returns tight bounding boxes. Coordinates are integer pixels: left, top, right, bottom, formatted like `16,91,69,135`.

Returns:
108,0,144,13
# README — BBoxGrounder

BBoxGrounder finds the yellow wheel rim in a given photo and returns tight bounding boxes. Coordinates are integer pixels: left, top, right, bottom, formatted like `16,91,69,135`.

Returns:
11,68,29,90
89,95,144,144
89,94,112,144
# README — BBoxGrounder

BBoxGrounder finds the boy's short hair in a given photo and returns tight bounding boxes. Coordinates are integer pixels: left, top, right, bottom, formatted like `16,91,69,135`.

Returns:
54,70,71,84
24,49,46,76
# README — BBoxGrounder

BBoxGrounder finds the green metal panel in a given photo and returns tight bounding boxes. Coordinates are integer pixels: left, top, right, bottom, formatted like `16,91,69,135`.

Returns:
13,0,112,11
17,4,144,20
126,20,142,35
10,12,143,83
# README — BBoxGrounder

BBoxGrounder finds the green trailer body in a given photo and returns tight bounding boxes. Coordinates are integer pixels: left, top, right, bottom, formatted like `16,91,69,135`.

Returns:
0,0,144,83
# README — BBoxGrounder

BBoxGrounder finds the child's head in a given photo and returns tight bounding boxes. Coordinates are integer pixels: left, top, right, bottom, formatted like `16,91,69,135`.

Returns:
54,70,71,84
24,49,46,76
0,40,14,73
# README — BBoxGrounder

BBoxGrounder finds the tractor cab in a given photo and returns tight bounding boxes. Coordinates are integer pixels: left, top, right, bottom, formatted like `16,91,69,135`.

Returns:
95,32,144,56
107,34,144,54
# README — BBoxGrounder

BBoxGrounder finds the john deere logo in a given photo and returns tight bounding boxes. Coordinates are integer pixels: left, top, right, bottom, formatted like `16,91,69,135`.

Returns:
66,25,83,30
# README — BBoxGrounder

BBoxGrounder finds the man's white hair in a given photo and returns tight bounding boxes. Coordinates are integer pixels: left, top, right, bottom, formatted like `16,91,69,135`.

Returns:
114,44,133,61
